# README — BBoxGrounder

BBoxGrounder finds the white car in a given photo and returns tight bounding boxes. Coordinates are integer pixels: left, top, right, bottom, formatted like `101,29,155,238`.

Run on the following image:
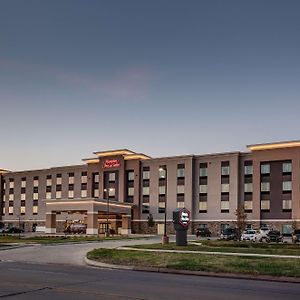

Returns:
255,227,270,242
241,229,257,241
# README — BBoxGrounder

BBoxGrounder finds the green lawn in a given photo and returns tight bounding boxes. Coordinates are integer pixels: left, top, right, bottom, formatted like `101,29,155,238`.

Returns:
0,235,144,245
87,248,300,278
128,241,300,256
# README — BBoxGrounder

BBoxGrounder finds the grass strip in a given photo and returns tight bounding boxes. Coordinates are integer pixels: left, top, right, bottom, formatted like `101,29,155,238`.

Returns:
0,235,144,245
87,248,300,278
128,241,300,256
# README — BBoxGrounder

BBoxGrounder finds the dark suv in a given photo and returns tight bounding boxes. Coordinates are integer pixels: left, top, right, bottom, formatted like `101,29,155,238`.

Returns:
266,230,283,243
220,228,238,241
196,227,211,237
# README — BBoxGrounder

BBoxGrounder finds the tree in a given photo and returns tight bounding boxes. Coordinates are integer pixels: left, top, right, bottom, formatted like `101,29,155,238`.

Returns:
147,213,155,228
292,219,298,231
235,207,247,240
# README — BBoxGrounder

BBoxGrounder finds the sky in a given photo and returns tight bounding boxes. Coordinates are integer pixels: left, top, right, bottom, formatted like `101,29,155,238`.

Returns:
1,0,300,171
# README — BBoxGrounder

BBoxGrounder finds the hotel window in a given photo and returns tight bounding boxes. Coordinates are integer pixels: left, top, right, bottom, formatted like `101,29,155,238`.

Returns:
221,200,229,212
199,163,208,177
2,207,5,215
260,182,270,192
32,192,38,200
177,201,185,208
68,173,75,184
56,191,62,199
261,199,270,211
142,202,149,214
261,164,270,175
244,200,253,211
159,166,166,179
94,173,99,183
199,201,207,213
177,166,185,178
282,162,292,174
282,224,292,235
244,183,253,193
221,223,230,233
159,185,166,195
21,193,26,201
108,172,115,182
199,184,207,194
81,182,87,198
9,179,14,189
244,164,253,175
221,162,230,176
142,170,150,180
221,183,230,193
20,200,26,215
21,178,26,188
282,199,292,211
108,188,115,197
46,184,51,196
68,184,74,198
46,175,52,186
8,206,14,215
81,190,87,198
128,187,134,196
92,172,99,198
158,201,166,213
33,205,38,215
142,187,150,196
46,192,52,199
282,181,292,192
9,194,14,201
128,171,134,181
177,185,185,194
81,172,88,183
56,174,62,185
33,176,39,187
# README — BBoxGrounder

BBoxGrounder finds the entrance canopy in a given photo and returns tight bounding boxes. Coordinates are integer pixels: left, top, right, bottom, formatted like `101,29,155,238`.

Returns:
45,198,133,214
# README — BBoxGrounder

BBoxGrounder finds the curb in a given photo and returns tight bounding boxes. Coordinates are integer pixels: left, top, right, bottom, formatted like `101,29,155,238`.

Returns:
84,256,300,284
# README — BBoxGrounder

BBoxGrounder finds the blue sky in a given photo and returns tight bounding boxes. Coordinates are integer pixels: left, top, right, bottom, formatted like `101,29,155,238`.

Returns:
1,0,300,170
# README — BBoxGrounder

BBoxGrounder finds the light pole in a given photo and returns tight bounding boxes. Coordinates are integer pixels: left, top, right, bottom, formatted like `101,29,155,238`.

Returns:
159,166,169,244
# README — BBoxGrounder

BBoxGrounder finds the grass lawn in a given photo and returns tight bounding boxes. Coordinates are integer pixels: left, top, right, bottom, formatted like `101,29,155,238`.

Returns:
128,241,300,256
0,235,144,245
87,248,300,278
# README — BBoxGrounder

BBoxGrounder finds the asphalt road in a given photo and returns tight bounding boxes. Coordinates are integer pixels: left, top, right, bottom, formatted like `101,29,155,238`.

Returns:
0,261,299,300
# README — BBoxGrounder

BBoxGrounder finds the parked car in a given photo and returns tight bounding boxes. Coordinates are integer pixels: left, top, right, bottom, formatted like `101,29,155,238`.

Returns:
254,227,270,242
292,229,300,244
241,229,257,241
64,223,87,234
4,227,24,234
220,228,238,240
266,230,283,243
196,227,211,237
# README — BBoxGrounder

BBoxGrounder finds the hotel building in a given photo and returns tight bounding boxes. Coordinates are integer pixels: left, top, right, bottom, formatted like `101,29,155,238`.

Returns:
0,141,300,236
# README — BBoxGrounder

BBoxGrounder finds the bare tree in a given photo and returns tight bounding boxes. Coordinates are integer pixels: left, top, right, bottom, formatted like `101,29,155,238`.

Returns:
235,207,247,240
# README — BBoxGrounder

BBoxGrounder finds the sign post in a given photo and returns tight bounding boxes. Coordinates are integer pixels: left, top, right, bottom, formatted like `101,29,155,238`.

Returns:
172,208,190,246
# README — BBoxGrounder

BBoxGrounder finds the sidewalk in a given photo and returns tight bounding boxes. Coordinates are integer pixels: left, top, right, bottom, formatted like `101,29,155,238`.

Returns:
117,246,300,259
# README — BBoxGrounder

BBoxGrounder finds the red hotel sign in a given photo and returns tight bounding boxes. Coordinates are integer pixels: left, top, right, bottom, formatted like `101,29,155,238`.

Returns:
103,159,120,169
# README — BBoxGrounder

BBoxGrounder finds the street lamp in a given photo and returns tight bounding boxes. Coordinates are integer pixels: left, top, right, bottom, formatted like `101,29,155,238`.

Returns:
159,166,169,244
104,188,113,237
